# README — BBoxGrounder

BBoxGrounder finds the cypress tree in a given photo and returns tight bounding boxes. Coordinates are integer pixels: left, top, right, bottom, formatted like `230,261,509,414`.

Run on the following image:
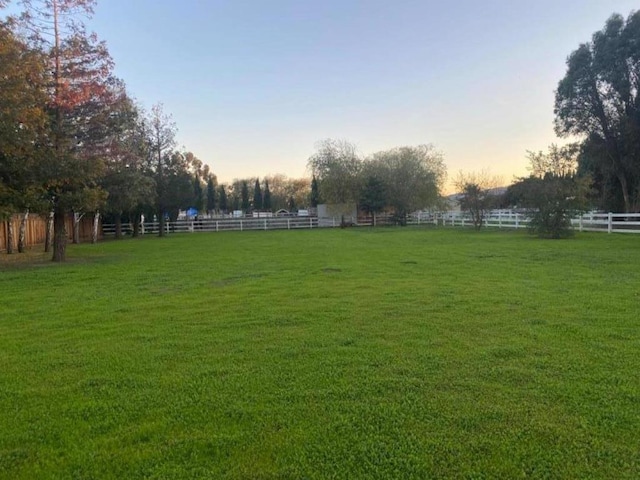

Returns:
263,180,272,211
253,178,263,211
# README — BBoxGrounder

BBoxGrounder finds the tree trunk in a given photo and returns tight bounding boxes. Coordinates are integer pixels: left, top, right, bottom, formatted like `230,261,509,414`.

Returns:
52,206,67,262
158,209,166,237
6,219,14,254
617,172,632,213
92,211,100,244
115,215,122,239
132,212,141,238
72,211,81,244
18,209,29,253
44,211,54,253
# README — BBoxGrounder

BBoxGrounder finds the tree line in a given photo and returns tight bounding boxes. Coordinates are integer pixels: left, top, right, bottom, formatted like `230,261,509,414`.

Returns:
0,1,318,260
2,3,638,256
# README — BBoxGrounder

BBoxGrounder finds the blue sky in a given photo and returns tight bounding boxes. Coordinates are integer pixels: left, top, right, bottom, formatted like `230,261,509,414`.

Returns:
43,1,640,187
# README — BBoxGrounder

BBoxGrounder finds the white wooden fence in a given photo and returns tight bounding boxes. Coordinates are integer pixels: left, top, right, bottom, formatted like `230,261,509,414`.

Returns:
102,216,319,236
423,211,640,234
102,211,640,237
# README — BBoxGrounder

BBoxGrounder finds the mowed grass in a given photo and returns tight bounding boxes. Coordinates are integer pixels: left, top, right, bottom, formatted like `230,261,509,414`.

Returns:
1,227,639,479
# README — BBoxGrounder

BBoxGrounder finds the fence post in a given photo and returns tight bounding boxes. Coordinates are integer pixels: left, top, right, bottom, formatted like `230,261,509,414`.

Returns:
515,213,519,229
608,212,613,233
309,217,313,229
240,220,243,232
287,219,290,230
264,219,267,231
579,215,583,232
498,211,502,228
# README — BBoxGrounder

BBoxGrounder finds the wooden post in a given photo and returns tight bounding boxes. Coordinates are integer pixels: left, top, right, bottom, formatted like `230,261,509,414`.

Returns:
608,212,613,233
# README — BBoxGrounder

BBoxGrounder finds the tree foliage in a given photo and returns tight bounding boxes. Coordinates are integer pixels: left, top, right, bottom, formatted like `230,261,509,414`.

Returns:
555,10,640,212
454,171,501,229
252,178,262,211
508,145,592,239
369,145,445,224
0,20,48,220
206,176,216,214
307,139,362,205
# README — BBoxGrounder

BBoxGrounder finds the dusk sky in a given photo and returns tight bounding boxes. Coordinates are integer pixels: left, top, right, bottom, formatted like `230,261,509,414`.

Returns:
81,1,638,188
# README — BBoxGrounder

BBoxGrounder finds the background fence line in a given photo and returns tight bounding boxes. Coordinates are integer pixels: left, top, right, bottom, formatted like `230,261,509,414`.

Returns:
102,210,640,237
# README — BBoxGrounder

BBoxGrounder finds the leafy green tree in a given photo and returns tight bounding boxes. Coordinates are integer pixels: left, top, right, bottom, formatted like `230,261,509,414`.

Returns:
193,174,204,213
508,145,592,239
359,174,386,224
0,20,49,253
20,0,117,260
218,184,228,213
369,145,445,225
100,93,154,239
206,176,216,214
310,174,320,207
454,171,501,229
146,103,177,236
555,11,640,212
253,178,262,211
307,139,362,206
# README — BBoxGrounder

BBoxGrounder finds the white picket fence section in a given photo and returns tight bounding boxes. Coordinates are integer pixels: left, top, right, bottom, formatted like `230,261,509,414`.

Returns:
102,211,640,237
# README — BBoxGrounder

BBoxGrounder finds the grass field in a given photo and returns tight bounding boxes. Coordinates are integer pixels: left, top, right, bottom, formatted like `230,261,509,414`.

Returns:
1,227,639,479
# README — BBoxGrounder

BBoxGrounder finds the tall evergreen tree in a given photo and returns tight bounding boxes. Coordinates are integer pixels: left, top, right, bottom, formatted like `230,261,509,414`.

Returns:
310,174,320,207
253,178,262,211
206,176,216,214
263,180,272,211
218,184,227,213
240,181,250,212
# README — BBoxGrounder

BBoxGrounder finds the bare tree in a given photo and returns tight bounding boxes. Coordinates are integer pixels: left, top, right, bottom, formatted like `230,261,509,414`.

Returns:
454,170,502,229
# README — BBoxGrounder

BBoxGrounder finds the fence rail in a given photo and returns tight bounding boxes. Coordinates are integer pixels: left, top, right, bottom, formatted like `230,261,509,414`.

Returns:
102,211,640,238
429,211,640,234
102,216,319,236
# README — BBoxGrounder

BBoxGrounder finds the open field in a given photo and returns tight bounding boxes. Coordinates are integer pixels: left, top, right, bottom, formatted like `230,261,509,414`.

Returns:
1,228,639,478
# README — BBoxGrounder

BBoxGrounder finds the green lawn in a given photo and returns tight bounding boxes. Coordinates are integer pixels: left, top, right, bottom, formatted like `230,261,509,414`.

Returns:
1,228,639,479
